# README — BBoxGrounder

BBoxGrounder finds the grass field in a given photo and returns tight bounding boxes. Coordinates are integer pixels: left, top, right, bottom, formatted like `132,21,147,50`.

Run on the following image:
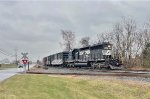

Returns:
0,74,150,99
0,64,17,70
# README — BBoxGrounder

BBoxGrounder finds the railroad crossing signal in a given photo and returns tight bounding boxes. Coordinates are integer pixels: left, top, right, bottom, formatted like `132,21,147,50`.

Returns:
21,52,30,72
22,59,28,65
21,52,28,65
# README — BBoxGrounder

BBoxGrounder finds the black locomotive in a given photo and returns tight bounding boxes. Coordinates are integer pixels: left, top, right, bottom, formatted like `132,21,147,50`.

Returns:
43,42,122,69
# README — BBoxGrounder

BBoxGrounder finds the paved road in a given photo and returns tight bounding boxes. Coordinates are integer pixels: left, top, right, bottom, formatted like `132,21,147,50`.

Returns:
0,64,35,82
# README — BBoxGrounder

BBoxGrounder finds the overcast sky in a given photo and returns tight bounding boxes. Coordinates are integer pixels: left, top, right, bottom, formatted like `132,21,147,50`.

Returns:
0,0,150,62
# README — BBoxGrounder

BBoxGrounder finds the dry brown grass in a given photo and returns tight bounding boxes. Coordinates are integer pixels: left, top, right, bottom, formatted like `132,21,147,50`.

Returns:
1,74,150,99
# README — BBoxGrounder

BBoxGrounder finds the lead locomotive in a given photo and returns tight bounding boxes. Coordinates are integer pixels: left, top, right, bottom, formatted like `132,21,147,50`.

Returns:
43,42,122,69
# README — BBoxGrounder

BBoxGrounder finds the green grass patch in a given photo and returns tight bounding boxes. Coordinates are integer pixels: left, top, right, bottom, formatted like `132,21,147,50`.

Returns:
0,64,17,69
0,75,150,99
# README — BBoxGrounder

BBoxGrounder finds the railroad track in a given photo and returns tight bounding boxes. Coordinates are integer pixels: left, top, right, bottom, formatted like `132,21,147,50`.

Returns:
26,67,150,78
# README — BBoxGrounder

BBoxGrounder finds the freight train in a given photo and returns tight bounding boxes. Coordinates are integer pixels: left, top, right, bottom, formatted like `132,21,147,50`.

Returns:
43,42,122,69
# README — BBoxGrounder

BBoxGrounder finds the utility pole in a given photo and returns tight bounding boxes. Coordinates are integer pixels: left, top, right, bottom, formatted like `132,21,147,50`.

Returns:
14,48,18,65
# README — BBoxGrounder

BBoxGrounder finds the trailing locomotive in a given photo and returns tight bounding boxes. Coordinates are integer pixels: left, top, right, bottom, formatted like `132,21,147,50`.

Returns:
44,42,122,69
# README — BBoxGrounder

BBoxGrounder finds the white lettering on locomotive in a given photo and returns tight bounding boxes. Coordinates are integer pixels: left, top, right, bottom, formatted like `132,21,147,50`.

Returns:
102,50,111,55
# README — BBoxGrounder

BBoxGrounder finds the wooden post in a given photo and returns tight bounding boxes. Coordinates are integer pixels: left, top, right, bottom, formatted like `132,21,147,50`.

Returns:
28,62,29,71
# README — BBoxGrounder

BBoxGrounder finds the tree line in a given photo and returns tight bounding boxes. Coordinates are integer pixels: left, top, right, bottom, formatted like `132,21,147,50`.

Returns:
61,17,150,68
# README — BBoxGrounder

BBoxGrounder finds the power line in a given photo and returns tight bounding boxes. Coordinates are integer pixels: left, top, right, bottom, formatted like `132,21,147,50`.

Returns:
0,49,10,56
0,48,12,56
14,48,18,65
0,48,19,64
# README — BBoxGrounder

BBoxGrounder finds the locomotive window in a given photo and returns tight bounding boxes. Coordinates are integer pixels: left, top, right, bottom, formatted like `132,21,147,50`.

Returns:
104,47,109,49
103,45,112,49
54,54,57,59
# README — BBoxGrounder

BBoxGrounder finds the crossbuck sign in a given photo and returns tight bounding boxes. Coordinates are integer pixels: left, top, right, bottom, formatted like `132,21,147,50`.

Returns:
21,52,28,59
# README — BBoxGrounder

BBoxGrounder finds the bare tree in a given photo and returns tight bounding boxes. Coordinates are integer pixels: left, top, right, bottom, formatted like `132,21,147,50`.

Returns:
123,17,136,65
112,17,137,67
139,20,150,67
112,22,124,60
131,29,144,66
61,30,75,51
96,32,112,44
80,36,90,47
143,20,150,44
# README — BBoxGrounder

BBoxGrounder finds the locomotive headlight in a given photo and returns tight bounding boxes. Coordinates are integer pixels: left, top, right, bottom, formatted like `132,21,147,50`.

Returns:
107,45,112,49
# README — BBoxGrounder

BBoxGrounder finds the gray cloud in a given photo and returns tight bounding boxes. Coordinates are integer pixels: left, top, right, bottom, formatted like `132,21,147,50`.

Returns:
0,1,150,61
